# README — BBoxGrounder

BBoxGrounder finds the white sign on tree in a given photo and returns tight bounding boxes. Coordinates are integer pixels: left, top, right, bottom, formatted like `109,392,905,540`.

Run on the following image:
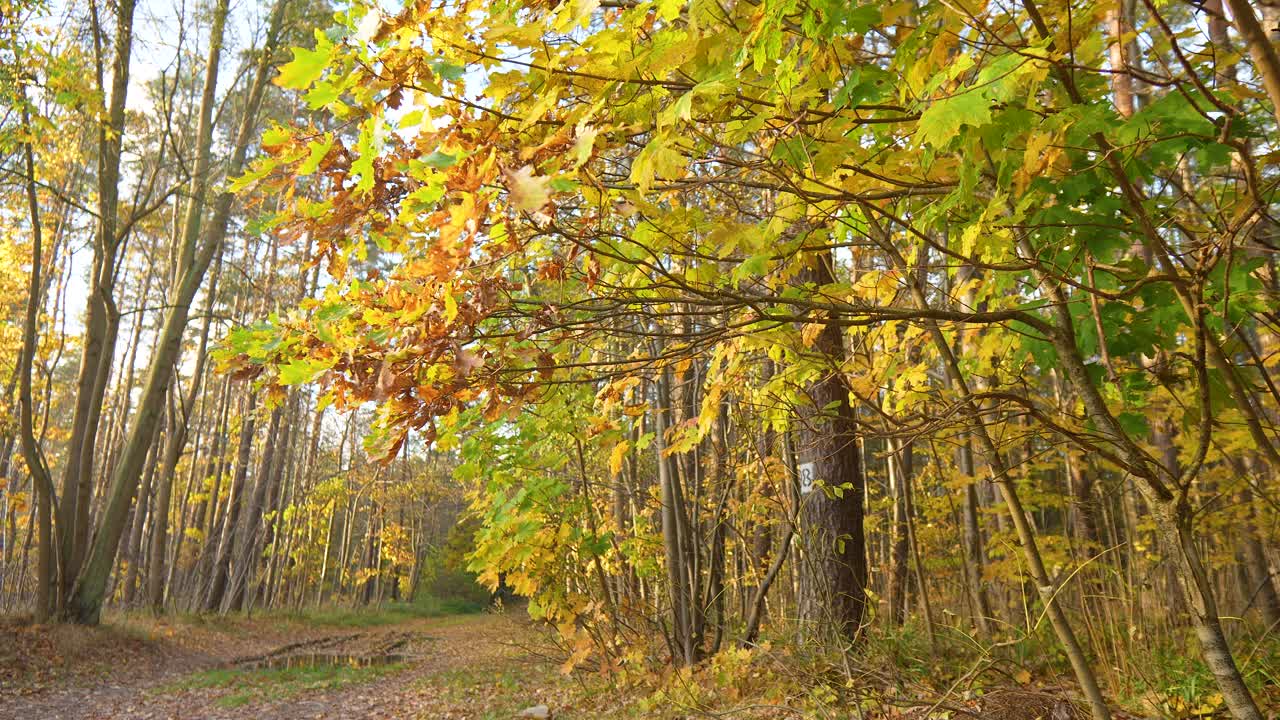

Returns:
798,461,816,495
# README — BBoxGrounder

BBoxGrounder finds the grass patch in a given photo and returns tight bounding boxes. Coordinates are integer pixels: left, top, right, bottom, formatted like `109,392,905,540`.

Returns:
165,661,404,708
419,665,558,720
1114,635,1280,717
274,596,486,629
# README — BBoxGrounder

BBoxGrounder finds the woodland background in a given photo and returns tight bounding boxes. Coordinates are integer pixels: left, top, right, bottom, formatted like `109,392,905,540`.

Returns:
2,0,1280,718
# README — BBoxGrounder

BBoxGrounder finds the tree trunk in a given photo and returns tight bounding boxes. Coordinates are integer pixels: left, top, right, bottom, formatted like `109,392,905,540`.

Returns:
17,99,56,622
59,0,138,611
795,250,867,643
119,417,164,607
957,441,993,635
1225,0,1280,128
226,405,287,612
887,438,910,627
148,258,221,610
65,0,288,625
654,370,695,664
873,219,1111,720
204,393,260,612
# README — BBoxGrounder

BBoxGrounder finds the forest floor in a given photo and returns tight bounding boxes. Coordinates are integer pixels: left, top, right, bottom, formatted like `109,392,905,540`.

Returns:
0,606,1207,719
0,607,594,720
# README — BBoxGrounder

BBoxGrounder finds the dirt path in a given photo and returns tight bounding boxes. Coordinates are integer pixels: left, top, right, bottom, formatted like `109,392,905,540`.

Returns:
0,611,1100,720
0,612,571,720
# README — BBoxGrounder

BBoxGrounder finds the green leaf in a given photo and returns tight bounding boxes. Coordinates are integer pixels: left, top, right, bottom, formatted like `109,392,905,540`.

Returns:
732,253,772,286
274,38,332,90
549,177,578,192
630,135,685,193
422,150,457,169
428,58,466,81
315,302,355,322
297,136,334,176
261,126,291,147
278,358,334,385
1116,411,1151,438
916,91,991,148
352,119,377,194
305,79,345,109
228,157,279,193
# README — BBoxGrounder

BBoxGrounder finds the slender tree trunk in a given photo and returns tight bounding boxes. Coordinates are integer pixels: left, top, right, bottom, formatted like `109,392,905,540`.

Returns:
119,417,164,607
957,441,993,635
1241,487,1280,628
226,405,286,612
148,259,220,610
869,217,1111,720
887,438,910,627
17,100,56,622
59,0,138,611
654,371,695,664
1224,0,1280,128
65,0,288,624
742,525,793,646
204,393,259,612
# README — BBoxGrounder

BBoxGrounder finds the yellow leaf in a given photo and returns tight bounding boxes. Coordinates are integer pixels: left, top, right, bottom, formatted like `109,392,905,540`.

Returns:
442,283,458,323
801,321,825,347
674,357,692,377
609,441,629,477
504,165,551,212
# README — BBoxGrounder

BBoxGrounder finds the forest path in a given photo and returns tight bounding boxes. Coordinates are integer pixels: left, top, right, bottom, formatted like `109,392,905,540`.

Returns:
0,611,571,720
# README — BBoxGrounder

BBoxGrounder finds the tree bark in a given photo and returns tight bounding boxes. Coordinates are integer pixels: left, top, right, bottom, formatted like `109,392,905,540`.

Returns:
1225,0,1280,128
17,99,56,622
204,393,260,612
795,250,867,644
654,370,695,664
59,0,138,610
147,259,220,610
887,438,910,627
225,405,287,612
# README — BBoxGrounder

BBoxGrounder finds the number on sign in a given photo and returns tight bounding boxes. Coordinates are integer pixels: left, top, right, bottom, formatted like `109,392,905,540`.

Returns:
798,461,816,495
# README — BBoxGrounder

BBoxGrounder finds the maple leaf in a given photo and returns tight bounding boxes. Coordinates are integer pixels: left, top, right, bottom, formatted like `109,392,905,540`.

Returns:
570,124,599,168
504,165,552,212
916,90,991,148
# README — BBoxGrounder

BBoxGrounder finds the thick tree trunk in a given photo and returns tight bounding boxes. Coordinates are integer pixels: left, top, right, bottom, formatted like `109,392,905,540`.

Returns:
795,250,867,643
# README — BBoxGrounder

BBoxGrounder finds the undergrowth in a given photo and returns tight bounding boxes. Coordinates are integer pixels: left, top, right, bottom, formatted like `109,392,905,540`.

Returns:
146,594,486,631
549,617,1280,719
271,595,486,628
